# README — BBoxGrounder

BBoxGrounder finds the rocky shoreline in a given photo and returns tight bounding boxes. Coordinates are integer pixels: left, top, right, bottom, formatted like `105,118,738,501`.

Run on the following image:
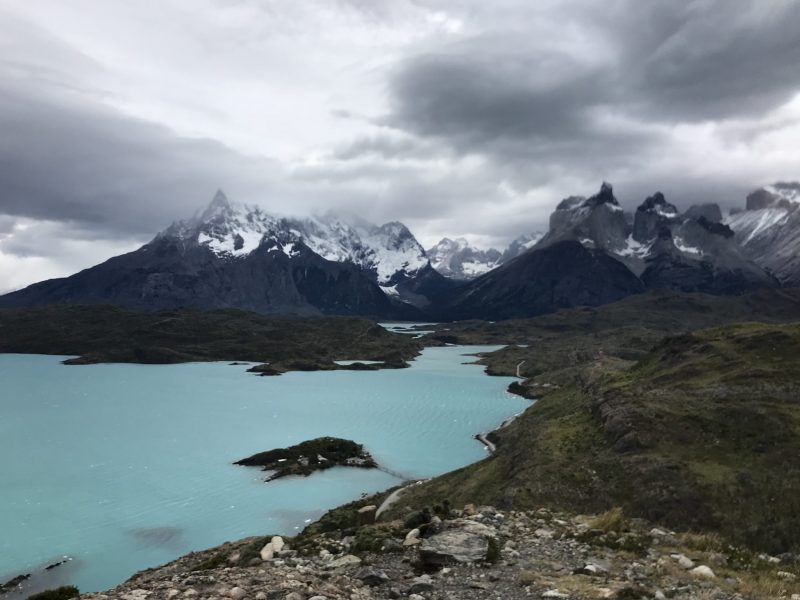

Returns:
68,503,800,600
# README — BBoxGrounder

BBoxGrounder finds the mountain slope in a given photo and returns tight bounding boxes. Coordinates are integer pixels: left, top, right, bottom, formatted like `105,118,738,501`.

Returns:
440,240,645,320
0,192,439,316
0,231,396,316
0,190,452,315
499,232,545,262
394,289,800,554
727,183,800,285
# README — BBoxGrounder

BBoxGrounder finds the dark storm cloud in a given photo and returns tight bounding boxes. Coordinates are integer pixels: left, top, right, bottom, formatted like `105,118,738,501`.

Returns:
624,1,800,121
384,0,800,179
0,80,282,237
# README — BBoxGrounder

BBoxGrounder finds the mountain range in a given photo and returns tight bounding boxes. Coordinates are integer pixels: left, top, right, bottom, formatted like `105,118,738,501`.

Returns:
1,182,796,320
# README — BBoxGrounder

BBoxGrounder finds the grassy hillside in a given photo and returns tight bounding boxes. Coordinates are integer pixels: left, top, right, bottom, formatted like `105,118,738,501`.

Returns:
0,304,421,369
394,321,800,554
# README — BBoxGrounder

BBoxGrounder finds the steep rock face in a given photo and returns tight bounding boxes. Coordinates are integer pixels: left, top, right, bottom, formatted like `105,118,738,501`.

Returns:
727,183,800,285
538,183,631,255
427,238,502,280
634,204,776,293
441,240,646,320
632,192,680,243
528,183,776,297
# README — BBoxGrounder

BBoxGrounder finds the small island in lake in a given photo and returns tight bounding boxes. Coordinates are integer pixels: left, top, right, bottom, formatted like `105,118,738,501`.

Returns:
234,437,378,482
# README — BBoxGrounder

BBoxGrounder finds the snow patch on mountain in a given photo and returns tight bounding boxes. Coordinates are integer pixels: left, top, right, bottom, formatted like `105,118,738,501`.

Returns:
727,208,791,244
674,237,703,256
614,234,651,259
427,237,501,280
167,191,431,289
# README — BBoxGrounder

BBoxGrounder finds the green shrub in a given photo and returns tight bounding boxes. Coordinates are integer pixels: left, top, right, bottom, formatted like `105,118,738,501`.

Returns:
27,586,80,600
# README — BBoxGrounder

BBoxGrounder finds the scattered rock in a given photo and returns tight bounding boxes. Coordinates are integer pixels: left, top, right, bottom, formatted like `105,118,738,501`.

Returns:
354,566,389,586
541,590,570,599
229,587,246,600
326,554,362,569
689,565,716,579
408,574,434,594
672,553,694,569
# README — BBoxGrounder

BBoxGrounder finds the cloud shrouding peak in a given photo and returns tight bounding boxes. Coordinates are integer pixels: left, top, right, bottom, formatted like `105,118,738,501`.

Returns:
0,0,799,292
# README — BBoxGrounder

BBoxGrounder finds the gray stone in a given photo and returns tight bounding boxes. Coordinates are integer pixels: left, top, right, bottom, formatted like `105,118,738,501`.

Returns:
419,529,489,565
403,528,421,546
690,565,716,579
354,566,389,586
326,554,362,569
408,574,434,594
229,587,246,600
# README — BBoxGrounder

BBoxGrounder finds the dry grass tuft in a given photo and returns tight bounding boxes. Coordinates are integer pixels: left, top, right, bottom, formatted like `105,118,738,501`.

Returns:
588,507,625,532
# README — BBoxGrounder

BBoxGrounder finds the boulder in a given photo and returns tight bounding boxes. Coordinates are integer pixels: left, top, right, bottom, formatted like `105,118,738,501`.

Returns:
418,525,491,566
228,588,246,600
259,543,274,561
408,575,434,594
357,505,377,527
403,528,421,546
689,565,716,579
270,536,285,553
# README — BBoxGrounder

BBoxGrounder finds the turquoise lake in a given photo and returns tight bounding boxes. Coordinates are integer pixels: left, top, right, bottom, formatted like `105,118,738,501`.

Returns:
0,346,528,594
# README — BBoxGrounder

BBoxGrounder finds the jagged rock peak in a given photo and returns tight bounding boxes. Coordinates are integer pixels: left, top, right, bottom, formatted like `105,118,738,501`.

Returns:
200,189,233,221
632,192,679,244
637,192,678,216
592,181,618,206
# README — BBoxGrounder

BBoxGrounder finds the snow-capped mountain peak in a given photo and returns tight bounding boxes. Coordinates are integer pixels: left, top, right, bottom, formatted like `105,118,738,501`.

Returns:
426,237,501,280
162,192,431,290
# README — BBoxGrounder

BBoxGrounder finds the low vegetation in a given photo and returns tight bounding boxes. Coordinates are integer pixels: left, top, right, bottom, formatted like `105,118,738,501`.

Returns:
392,290,800,556
26,586,80,600
0,305,421,372
234,437,378,481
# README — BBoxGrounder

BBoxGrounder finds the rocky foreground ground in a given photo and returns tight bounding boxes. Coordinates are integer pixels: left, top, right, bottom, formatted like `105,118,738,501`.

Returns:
81,504,800,600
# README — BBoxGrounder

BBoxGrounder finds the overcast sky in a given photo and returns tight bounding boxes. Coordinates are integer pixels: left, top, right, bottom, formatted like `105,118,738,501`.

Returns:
1,0,799,292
